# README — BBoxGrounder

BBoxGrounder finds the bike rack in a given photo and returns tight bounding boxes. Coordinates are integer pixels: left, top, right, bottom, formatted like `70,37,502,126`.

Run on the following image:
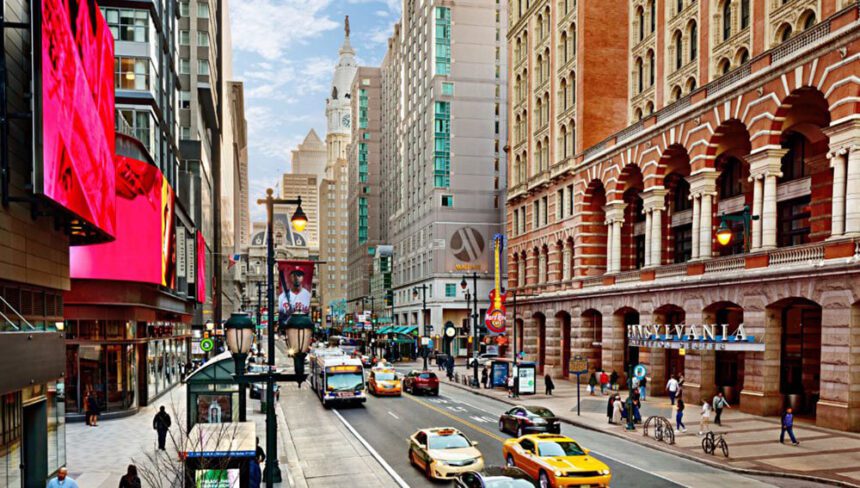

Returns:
642,416,676,445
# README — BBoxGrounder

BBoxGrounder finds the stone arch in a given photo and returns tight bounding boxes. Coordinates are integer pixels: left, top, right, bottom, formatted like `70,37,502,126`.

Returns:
555,310,572,377
612,306,640,385
533,311,547,374
579,308,603,371
578,179,608,276
703,300,745,404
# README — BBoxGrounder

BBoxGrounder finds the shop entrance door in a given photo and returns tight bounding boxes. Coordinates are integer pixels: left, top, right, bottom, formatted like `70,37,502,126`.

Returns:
666,349,685,379
22,400,47,488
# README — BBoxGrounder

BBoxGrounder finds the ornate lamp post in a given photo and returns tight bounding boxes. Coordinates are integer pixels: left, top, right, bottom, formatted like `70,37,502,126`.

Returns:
224,312,254,421
460,273,480,387
716,205,758,252
413,285,429,369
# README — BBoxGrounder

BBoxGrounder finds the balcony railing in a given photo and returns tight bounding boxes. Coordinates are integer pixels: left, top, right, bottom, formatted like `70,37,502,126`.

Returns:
615,270,641,283
655,262,687,278
581,276,604,288
769,242,825,266
704,255,745,273
771,20,831,63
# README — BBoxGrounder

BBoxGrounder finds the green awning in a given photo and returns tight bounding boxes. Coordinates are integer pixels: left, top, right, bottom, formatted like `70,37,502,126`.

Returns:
390,337,415,344
396,326,418,335
376,326,392,334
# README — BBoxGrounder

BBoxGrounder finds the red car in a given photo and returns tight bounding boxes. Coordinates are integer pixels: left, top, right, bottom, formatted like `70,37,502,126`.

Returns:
403,370,440,395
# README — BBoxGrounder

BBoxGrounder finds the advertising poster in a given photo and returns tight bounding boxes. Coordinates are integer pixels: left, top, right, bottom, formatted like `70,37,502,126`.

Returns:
196,394,233,424
197,231,207,303
491,361,509,387
518,365,536,395
277,260,315,331
70,156,175,285
195,469,239,488
37,0,116,237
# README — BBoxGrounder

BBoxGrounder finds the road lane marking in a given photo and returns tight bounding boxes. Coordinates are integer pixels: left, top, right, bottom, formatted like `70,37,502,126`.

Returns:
388,411,400,420
586,448,692,488
332,409,411,488
403,394,506,443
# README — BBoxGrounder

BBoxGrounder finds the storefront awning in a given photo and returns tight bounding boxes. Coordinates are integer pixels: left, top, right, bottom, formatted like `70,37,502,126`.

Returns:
397,326,418,335
376,326,393,334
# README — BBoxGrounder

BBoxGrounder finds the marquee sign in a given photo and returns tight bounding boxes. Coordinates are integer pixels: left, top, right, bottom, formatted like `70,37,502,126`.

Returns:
627,324,764,352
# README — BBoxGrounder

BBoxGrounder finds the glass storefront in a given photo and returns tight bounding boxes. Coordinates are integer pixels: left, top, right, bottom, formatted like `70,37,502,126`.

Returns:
0,392,22,487
0,383,65,487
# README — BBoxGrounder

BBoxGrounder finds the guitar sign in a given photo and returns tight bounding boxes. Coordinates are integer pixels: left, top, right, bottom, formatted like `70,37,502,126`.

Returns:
485,234,507,334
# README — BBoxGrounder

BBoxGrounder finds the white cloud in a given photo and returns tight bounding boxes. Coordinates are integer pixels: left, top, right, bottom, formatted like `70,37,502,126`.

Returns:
231,0,339,60
241,56,336,103
345,0,401,17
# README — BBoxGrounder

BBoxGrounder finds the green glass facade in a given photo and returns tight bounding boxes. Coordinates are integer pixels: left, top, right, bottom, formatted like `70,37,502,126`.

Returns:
358,142,368,183
434,101,451,188
359,88,369,129
358,197,368,243
435,7,451,75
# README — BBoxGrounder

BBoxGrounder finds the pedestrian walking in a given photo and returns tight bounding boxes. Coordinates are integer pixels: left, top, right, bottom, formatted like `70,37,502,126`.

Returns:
666,375,680,406
544,374,555,395
606,395,615,424
249,454,263,488
118,464,141,488
588,371,598,396
639,376,647,401
612,394,623,424
713,392,730,426
676,398,687,432
86,391,100,426
698,400,712,435
609,370,619,391
780,408,800,446
47,467,79,488
481,367,489,389
506,375,514,398
153,405,172,451
446,355,455,381
512,375,520,399
632,396,642,424
599,370,609,395
256,436,266,462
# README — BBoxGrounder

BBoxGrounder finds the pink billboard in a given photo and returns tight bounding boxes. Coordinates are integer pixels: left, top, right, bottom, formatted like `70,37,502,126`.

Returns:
70,156,175,285
37,0,116,238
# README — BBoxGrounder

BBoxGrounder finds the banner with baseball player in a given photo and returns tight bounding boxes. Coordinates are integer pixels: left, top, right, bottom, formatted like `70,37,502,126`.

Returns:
277,260,315,333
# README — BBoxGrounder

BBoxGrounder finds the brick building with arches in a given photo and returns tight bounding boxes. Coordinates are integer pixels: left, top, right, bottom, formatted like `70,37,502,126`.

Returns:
506,0,860,431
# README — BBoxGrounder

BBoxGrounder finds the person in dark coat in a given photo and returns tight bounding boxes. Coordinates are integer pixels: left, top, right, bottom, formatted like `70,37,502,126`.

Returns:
118,464,141,488
481,368,489,389
256,437,266,462
152,406,172,451
446,355,455,380
87,391,100,426
609,370,619,391
249,455,262,488
544,374,555,395
607,395,616,424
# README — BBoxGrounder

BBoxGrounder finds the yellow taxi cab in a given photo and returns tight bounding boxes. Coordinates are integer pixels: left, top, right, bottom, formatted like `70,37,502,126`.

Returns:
408,427,484,480
502,434,611,488
367,366,401,396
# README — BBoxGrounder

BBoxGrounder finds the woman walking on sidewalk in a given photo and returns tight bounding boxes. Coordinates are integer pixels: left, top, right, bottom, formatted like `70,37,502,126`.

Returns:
675,398,687,432
588,371,598,396
544,374,555,395
698,400,712,435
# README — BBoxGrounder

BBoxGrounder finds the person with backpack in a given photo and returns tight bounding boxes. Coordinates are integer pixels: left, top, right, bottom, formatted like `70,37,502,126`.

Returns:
780,408,800,446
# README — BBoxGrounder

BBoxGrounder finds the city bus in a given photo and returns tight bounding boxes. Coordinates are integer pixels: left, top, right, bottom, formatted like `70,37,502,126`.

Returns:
309,353,366,407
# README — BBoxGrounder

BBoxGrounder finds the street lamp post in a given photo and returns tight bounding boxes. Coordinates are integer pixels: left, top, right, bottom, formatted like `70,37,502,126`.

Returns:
256,282,263,356
716,205,759,252
413,285,429,369
460,273,480,387
251,188,309,486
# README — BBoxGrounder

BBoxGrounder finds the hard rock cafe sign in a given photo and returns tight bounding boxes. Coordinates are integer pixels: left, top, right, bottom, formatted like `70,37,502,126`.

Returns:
627,323,765,352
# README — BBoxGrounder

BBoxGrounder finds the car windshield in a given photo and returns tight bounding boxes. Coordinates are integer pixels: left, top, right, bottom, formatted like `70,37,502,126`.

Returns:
326,373,364,391
375,372,396,381
484,479,536,488
538,441,586,457
526,407,555,418
428,433,471,450
419,373,437,380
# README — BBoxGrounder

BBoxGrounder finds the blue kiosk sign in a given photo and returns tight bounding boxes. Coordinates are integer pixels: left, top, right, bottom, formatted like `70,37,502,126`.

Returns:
627,323,765,352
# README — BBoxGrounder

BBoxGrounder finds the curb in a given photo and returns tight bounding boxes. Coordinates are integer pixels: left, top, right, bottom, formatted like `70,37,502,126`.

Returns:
442,378,859,488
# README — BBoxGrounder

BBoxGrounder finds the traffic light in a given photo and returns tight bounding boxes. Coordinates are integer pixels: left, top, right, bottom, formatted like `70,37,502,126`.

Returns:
371,314,378,326
203,331,210,339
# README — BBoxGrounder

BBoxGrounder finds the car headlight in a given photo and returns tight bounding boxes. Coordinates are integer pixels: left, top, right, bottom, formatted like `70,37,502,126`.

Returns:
554,470,563,477
533,418,547,425
600,469,610,475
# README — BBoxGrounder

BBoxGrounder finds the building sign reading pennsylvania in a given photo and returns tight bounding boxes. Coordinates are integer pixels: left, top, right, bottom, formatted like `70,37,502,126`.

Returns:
627,324,764,352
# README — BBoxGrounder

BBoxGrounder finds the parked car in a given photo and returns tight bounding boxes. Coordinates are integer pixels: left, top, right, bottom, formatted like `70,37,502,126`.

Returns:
455,467,536,487
403,370,440,395
498,406,561,437
468,353,499,368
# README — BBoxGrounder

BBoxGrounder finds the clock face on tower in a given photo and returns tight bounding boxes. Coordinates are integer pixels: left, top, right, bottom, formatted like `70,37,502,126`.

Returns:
342,114,351,128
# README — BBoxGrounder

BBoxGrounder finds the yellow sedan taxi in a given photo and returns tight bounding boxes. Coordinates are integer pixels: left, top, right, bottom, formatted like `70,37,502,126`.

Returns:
502,434,611,488
368,366,401,396
408,427,485,480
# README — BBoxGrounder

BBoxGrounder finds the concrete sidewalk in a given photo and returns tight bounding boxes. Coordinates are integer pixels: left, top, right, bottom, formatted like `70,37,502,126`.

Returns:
408,360,860,487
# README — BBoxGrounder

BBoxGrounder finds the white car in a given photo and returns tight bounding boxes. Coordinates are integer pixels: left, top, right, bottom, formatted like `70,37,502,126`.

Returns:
468,353,499,368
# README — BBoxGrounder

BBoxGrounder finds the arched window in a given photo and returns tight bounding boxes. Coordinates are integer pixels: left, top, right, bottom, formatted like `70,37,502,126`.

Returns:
780,131,806,182
718,57,731,75
559,125,568,158
741,0,750,29
671,85,682,101
516,38,522,62
676,0,683,14
647,50,655,86
778,23,792,43
635,107,643,120
718,157,744,198
569,72,576,103
535,141,543,172
542,93,549,125
800,10,816,30
570,25,576,55
560,79,568,110
686,76,697,92
544,48,550,80
536,55,543,82
537,14,544,39
636,57,643,93
515,114,522,142
514,156,521,184
722,1,731,41
649,0,656,32
535,98,542,126
637,7,644,41
542,137,550,170
646,102,654,114
736,47,749,65
560,32,568,63
674,31,683,70
689,21,698,61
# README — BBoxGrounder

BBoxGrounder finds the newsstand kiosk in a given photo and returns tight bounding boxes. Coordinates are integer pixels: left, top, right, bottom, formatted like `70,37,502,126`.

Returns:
182,421,257,487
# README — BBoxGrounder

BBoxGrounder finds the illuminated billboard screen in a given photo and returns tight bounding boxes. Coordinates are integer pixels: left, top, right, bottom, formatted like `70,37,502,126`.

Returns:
196,231,207,303
35,0,116,239
70,156,175,285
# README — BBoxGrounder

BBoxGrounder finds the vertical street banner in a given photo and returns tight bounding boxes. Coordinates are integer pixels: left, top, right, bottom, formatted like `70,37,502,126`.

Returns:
277,260,315,332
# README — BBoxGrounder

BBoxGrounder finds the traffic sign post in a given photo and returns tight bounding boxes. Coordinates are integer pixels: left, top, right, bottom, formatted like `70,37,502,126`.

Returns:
569,355,589,416
200,337,215,353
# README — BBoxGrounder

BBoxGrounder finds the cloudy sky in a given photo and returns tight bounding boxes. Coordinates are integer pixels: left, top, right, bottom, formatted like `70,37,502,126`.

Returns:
229,0,401,221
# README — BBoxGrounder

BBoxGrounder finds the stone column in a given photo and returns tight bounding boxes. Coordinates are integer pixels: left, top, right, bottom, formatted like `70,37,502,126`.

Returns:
828,149,847,238
699,192,714,259
846,146,860,235
604,202,626,273
605,219,615,273
739,308,782,417
691,194,700,260
562,246,572,281
687,170,719,260
747,149,786,250
751,176,764,249
642,188,667,267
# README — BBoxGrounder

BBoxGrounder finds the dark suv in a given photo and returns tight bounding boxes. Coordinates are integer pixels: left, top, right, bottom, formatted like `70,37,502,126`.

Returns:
403,370,440,395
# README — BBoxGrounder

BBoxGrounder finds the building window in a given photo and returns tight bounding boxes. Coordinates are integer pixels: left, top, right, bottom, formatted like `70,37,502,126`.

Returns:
777,196,811,248
649,0,655,32
179,91,191,109
718,156,744,198
179,30,190,45
116,109,154,155
542,196,548,225
179,59,190,74
179,1,189,16
115,57,149,90
198,60,210,75
442,82,454,96
740,0,750,30
358,197,368,243
779,132,806,182
557,190,564,219
358,143,369,183
674,32,683,70
534,201,540,228
434,101,451,187
359,89,369,129
441,195,453,207
198,2,210,18
722,1,731,41
673,225,693,263
690,22,698,61
435,7,452,76
445,283,456,297
197,31,210,47
102,8,149,42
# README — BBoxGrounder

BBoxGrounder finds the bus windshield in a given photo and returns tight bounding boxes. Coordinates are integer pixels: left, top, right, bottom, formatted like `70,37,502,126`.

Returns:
327,373,364,391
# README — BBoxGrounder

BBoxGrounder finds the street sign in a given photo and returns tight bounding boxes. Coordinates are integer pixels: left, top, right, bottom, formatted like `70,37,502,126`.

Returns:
634,364,647,380
569,355,589,374
421,336,431,346
200,338,215,352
